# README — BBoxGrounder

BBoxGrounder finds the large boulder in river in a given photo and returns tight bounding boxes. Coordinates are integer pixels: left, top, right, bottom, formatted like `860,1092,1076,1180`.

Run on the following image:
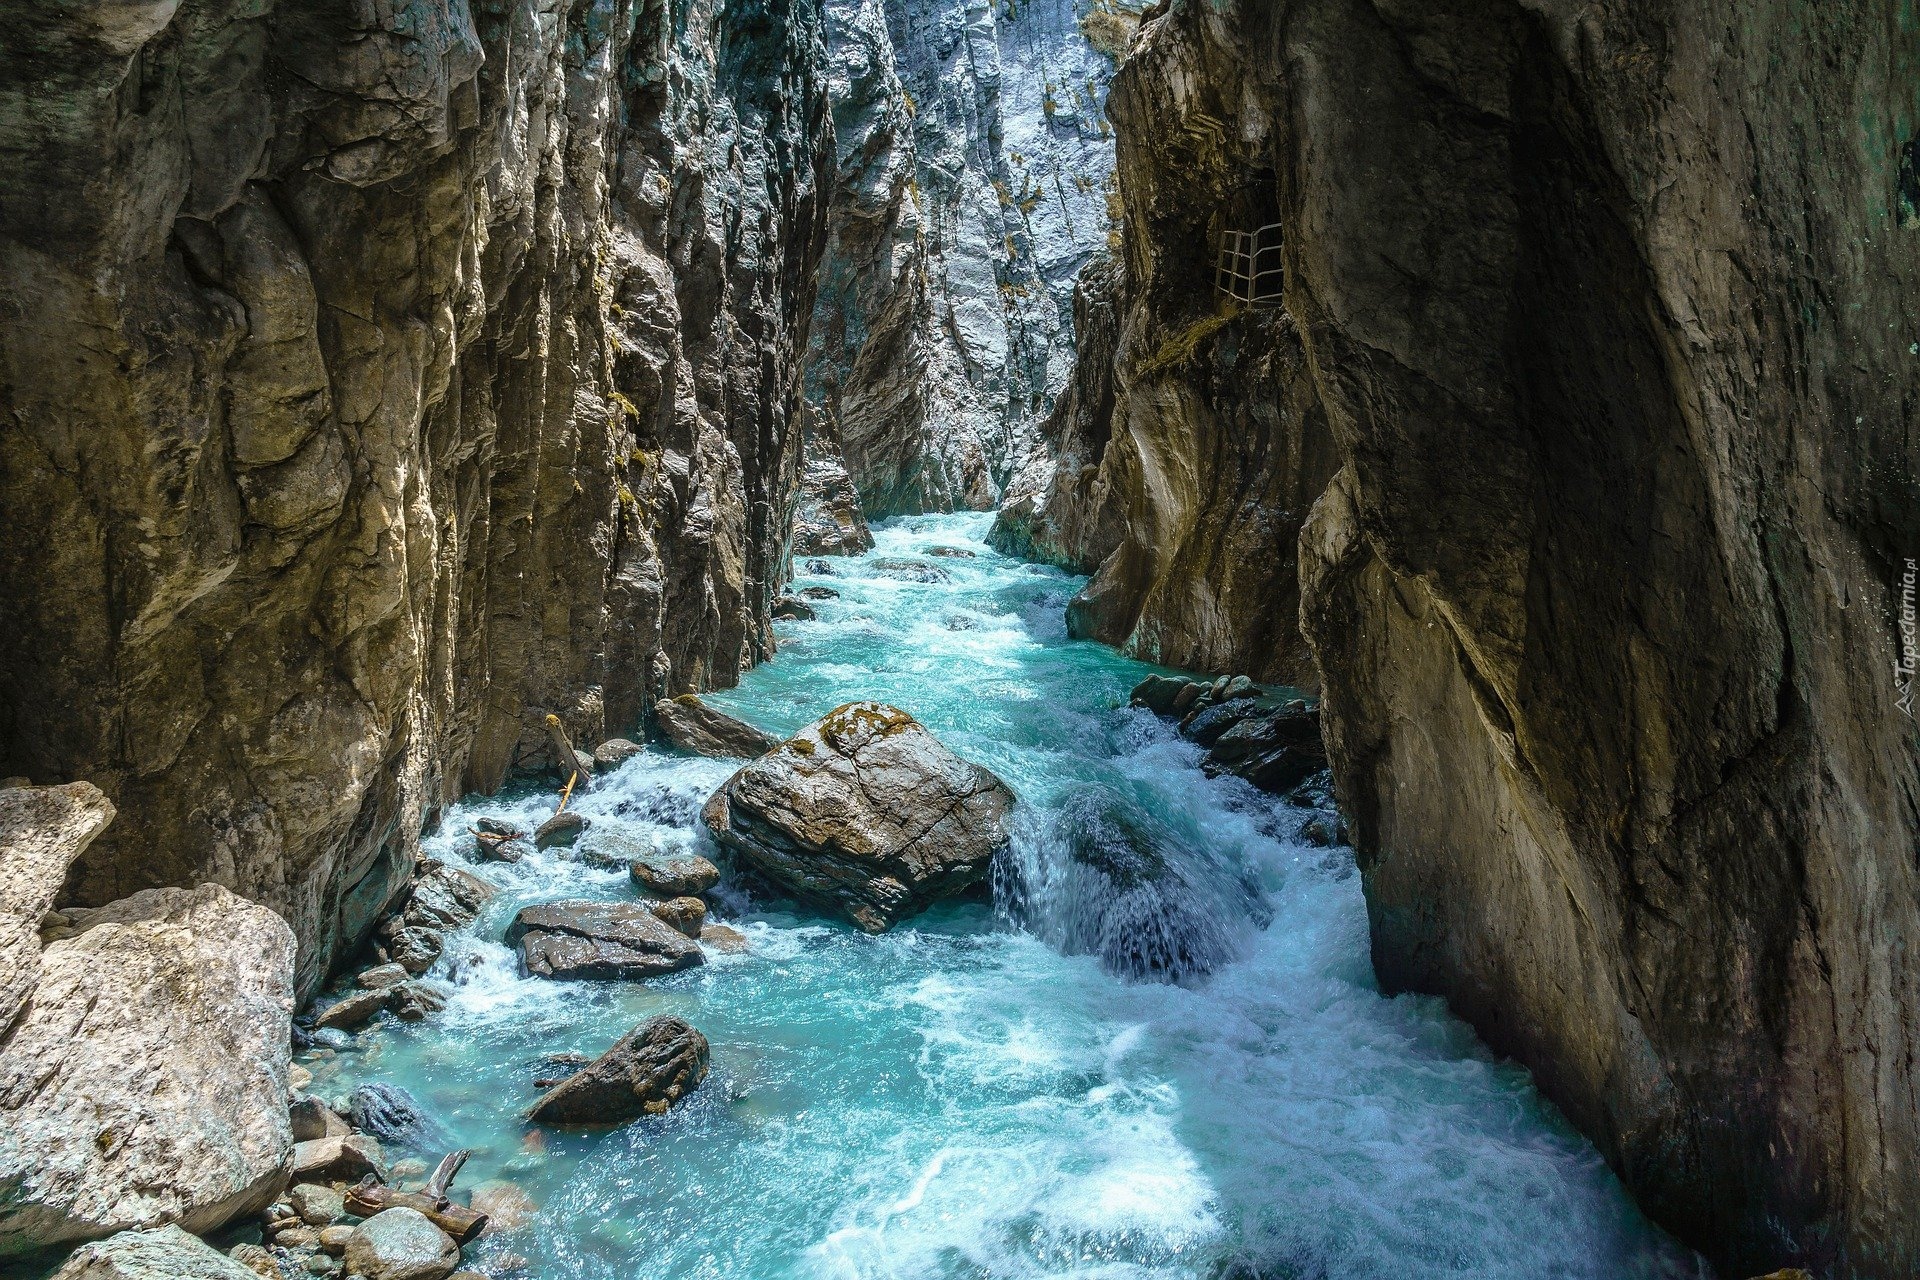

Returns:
506,901,704,980
652,694,781,758
0,884,296,1255
527,1016,710,1125
701,702,1014,931
49,1225,261,1280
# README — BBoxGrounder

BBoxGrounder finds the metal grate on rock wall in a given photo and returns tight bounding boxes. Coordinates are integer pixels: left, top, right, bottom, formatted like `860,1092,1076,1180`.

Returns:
1215,221,1285,305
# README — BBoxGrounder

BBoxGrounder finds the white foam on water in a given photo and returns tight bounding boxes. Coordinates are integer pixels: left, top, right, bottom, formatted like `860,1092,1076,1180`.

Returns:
309,512,1707,1280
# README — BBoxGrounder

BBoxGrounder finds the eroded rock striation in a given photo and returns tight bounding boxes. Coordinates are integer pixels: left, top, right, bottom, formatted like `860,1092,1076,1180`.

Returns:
1027,1,1920,1274
0,0,834,997
802,0,1127,521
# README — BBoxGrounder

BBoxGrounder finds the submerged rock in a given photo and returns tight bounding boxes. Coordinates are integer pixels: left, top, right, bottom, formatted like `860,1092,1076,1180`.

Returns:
797,586,840,601
701,702,1014,930
652,695,782,759
1005,788,1265,984
1201,702,1326,795
868,557,949,584
0,884,296,1255
526,1016,710,1125
50,1225,260,1280
348,1083,448,1154
532,812,587,850
343,1208,460,1280
507,901,704,981
467,1182,537,1235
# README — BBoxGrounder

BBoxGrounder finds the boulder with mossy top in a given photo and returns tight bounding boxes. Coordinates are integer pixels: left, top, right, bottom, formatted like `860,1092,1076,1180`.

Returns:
701,702,1014,931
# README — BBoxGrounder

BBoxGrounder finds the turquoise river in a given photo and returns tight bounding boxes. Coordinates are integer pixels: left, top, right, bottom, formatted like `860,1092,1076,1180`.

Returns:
300,513,1706,1280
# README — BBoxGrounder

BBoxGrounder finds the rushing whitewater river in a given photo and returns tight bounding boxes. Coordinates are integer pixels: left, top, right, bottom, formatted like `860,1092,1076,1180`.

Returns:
303,513,1703,1280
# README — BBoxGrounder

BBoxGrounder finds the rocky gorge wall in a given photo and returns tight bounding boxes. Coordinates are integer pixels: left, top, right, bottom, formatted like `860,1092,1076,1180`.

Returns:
800,0,1129,522
0,0,832,996
1016,0,1920,1274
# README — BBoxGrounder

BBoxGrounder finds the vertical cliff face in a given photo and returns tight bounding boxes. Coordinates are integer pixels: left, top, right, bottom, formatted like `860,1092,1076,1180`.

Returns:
0,0,831,995
992,3,1339,683
1031,0,1920,1273
801,0,1126,521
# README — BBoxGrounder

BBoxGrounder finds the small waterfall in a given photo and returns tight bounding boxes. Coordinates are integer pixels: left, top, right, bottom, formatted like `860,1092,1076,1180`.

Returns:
997,783,1270,984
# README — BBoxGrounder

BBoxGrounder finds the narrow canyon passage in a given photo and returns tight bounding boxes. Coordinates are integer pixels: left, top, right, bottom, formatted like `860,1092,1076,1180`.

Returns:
300,515,1703,1280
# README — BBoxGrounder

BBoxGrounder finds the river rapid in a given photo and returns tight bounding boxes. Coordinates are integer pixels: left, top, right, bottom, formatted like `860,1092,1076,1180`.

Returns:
301,513,1704,1280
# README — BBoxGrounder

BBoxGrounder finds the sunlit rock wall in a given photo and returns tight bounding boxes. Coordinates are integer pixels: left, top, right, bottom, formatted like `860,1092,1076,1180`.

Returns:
0,0,832,995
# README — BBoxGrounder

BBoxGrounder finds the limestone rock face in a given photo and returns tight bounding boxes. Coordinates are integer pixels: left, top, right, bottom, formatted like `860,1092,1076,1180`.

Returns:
526,1016,710,1125
1050,2,1920,1275
0,783,114,1031
701,702,1014,930
0,0,834,999
0,884,296,1255
49,1225,261,1280
800,0,1127,526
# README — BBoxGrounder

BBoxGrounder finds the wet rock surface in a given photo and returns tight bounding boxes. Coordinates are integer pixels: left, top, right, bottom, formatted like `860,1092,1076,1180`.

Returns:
702,702,1015,930
1002,786,1264,983
629,853,722,898
652,696,782,759
526,1016,711,1125
346,1084,447,1155
507,902,705,982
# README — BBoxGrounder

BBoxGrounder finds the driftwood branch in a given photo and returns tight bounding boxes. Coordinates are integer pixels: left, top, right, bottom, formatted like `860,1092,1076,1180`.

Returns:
425,1149,469,1199
346,1153,487,1243
543,714,591,792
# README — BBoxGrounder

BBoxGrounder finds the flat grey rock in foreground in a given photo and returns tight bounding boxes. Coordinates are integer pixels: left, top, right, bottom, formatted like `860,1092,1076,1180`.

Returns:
507,900,704,981
49,1225,260,1279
